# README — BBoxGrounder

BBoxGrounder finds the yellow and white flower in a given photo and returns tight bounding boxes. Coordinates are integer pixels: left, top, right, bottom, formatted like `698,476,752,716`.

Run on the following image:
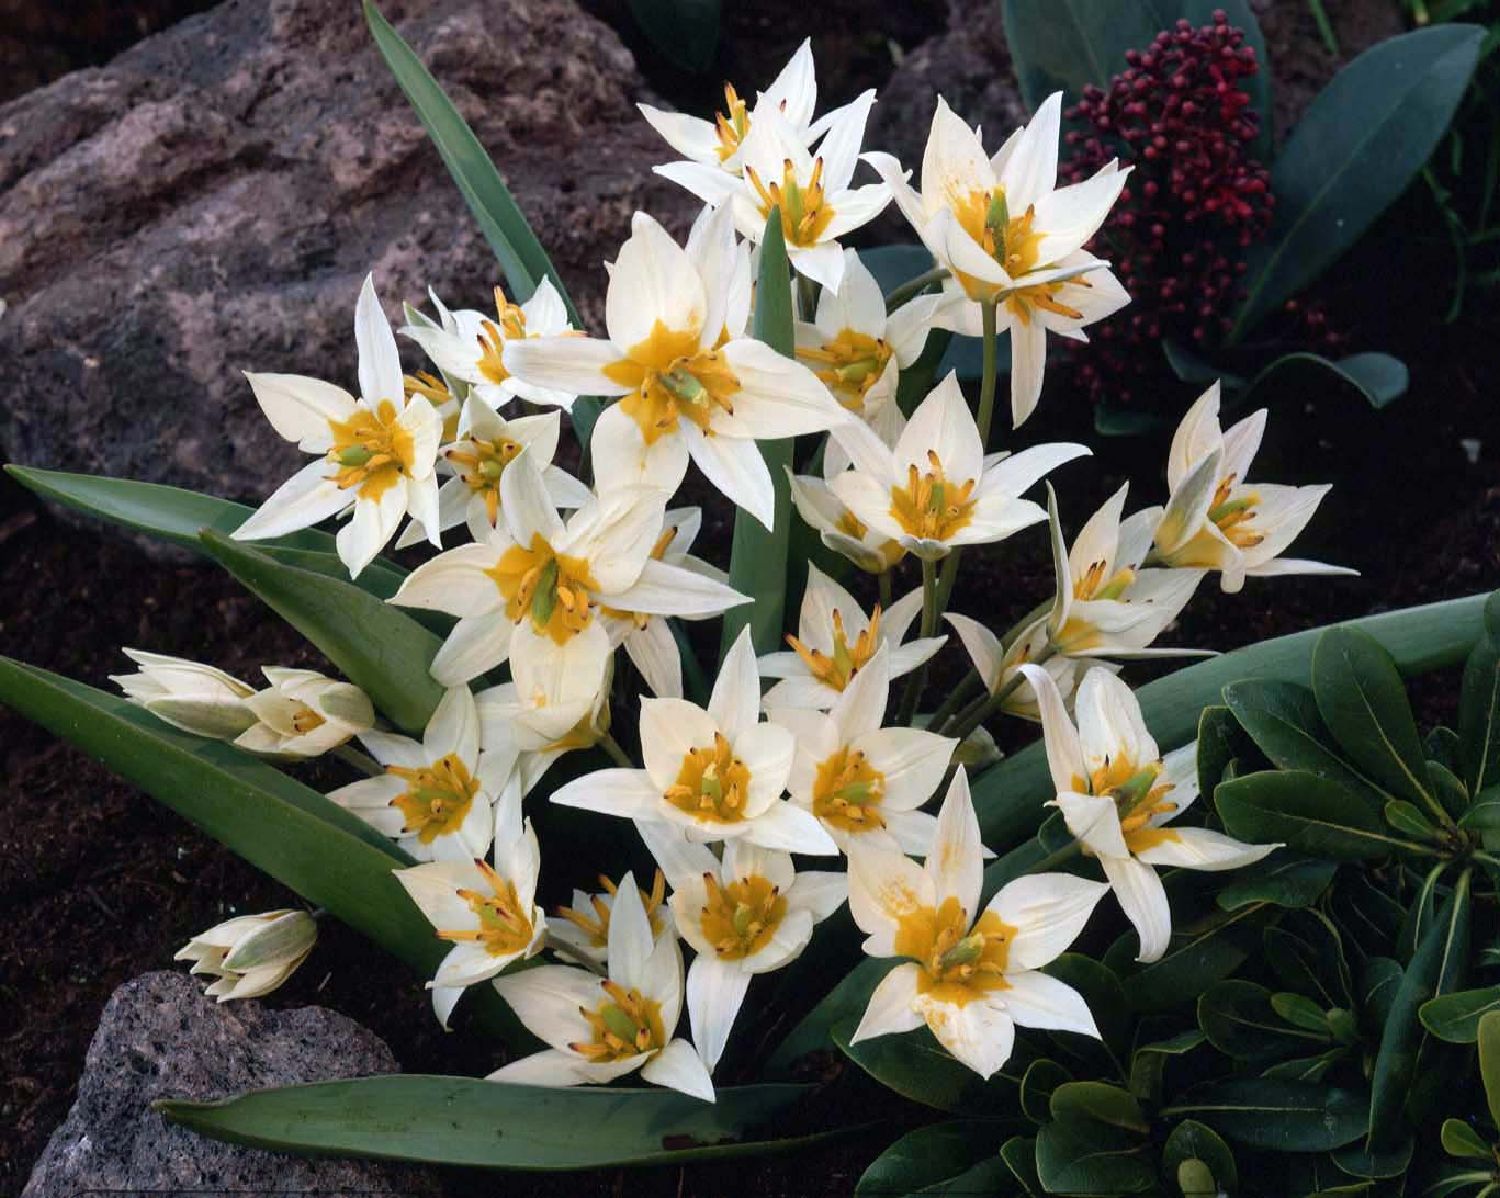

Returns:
637,822,846,1070
1144,383,1355,593
403,277,576,415
848,770,1108,1078
866,94,1130,426
504,211,846,529
391,448,745,686
233,274,442,577
640,38,816,177
395,776,546,1028
758,562,944,711
796,249,939,470
1045,484,1206,659
551,628,837,855
942,613,1105,722
175,909,317,1003
490,873,714,1101
1023,664,1278,963
549,870,673,970
112,649,258,739
772,646,957,854
329,686,508,863
787,462,905,575
830,371,1088,560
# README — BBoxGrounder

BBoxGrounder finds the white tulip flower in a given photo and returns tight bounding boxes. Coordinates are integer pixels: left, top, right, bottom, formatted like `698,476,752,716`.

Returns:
549,870,672,970
490,873,714,1102
787,464,905,576
329,686,508,863
503,210,849,530
942,613,1106,723
1143,383,1356,593
1022,664,1279,963
848,769,1109,1079
233,274,442,577
175,909,316,1003
551,628,836,855
758,562,944,711
112,649,257,739
395,776,546,1028
830,372,1088,560
866,94,1131,426
638,821,846,1070
772,647,956,855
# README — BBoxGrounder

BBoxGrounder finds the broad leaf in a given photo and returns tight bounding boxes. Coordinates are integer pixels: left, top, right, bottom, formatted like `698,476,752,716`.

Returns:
1222,678,1381,804
158,1074,812,1168
1198,980,1324,1062
1163,1119,1238,1195
855,1121,1003,1197
1237,351,1409,413
1215,854,1337,911
1049,1082,1149,1133
199,531,444,734
831,1021,1019,1114
1420,985,1500,1043
1481,1010,1500,1131
1231,24,1485,338
765,957,891,1078
1163,1078,1368,1151
1459,629,1500,796
1021,1059,1072,1123
1125,903,1271,1013
1034,1113,1156,1195
1216,770,1402,860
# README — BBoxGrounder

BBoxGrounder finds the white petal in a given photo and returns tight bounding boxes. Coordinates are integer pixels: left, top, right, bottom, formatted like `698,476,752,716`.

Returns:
337,481,407,577
392,542,505,616
917,993,1016,1080
1018,664,1086,794
1101,854,1172,963
847,842,935,950
745,800,838,855
244,372,355,451
1134,826,1278,872
1054,790,1129,859
606,872,655,993
850,962,924,1043
926,769,983,917
492,965,599,1050
709,626,762,742
998,970,1099,1037
718,340,849,438
946,611,1005,691
687,956,752,1071
549,768,661,819
1074,667,1157,771
232,460,348,542
640,698,720,789
683,422,776,530
431,612,513,687
988,873,1109,972
355,274,404,406
640,1039,716,1102
607,212,707,349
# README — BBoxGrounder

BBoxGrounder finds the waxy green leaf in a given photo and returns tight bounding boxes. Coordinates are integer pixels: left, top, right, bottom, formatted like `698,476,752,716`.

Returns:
1163,1078,1369,1151
1033,1113,1157,1195
1420,985,1500,1043
1217,770,1401,860
855,1121,1007,1197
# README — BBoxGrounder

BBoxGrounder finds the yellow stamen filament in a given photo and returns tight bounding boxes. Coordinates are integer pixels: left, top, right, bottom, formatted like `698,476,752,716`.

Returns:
787,606,881,692
603,322,742,446
571,980,666,1062
894,896,1016,1006
485,533,599,645
745,156,835,248
664,732,752,824
698,871,788,961
556,871,668,949
437,859,535,957
1206,473,1264,548
797,329,893,413
388,753,479,845
1072,755,1181,856
475,287,528,386
713,83,751,162
889,450,976,542
405,371,451,406
446,436,524,526
811,746,887,834
326,399,416,502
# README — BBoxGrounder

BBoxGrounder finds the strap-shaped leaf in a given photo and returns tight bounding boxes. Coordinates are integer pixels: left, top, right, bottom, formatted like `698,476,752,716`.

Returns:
198,530,444,734
5,464,408,600
1420,984,1500,1044
1216,770,1403,860
0,658,524,1045
157,1075,813,1168
721,211,795,657
1460,627,1500,796
362,0,603,445
1162,1078,1368,1151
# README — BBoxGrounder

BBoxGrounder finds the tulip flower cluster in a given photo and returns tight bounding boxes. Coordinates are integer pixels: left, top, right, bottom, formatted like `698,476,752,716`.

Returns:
126,40,1360,1099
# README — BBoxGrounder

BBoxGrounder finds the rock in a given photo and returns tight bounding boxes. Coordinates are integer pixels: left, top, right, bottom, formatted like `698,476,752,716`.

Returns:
0,0,697,505
21,970,438,1198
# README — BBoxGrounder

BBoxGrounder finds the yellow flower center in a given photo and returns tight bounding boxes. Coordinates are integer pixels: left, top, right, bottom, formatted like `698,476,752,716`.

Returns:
327,399,416,502
812,746,887,834
746,157,834,248
1075,756,1180,855
797,329,893,413
388,753,479,845
699,871,788,960
288,704,326,735
572,980,667,1062
556,871,668,951
476,287,528,386
485,533,599,645
604,322,742,446
664,732,752,824
1053,559,1141,653
1207,473,1264,549
437,859,535,958
714,83,751,163
446,436,524,527
889,450,976,542
786,606,881,692
895,896,1016,1006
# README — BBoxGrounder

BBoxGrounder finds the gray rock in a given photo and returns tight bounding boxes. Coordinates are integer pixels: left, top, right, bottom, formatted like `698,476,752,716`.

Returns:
22,970,438,1198
0,0,696,504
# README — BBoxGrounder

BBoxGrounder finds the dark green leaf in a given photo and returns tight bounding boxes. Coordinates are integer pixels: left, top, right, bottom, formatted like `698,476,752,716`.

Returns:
1217,855,1337,911
1330,1136,1413,1179
1440,1117,1492,1160
1127,904,1271,1013
722,211,794,657
1421,985,1500,1043
855,1121,1001,1197
1021,1059,1072,1124
1217,770,1404,860
1033,1113,1157,1195
1230,25,1485,338
1482,1010,1500,1129
1222,678,1381,804
1163,1079,1369,1151
1129,1030,1207,1103
999,1136,1043,1195
198,531,443,734
765,958,891,1078
1049,1082,1149,1133
1043,953,1131,1058
158,1075,811,1168
1199,980,1322,1061
1384,799,1442,842
1360,958,1404,1031
1460,629,1500,795
1197,704,1256,799
1261,1048,1345,1084
832,1021,1016,1114
1429,725,1464,773
1429,759,1472,822
1163,1119,1238,1194
1000,0,1164,112
1264,910,1353,1010
1237,352,1409,413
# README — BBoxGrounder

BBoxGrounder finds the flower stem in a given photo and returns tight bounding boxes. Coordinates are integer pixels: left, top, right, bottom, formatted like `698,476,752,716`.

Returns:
896,556,940,725
883,266,950,311
333,743,383,777
877,568,893,612
598,732,634,769
947,644,1057,741
927,670,983,732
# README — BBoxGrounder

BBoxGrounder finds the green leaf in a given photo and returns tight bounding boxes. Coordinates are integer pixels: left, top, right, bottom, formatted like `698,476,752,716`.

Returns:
1440,1117,1492,1160
1429,759,1472,821
1330,1136,1413,1180
1197,703,1257,798
1043,954,1131,1059
1049,1082,1149,1133
1481,1010,1500,1129
1421,985,1500,1043
1163,1119,1238,1195
1216,770,1402,860
1163,1078,1369,1151
1460,627,1500,796
1368,871,1471,1149
1198,980,1323,1061
198,531,444,734
999,1136,1043,1195
1384,799,1441,841
4,464,409,600
1237,352,1409,413
1001,0,1163,113
1264,910,1353,1010
628,0,719,72
1230,24,1485,339
1222,678,1382,804
1128,1030,1206,1104
0,658,523,1045
1021,1059,1072,1123
1313,626,1435,811
973,593,1491,882
855,1122,1001,1197
158,1075,812,1168
1033,1114,1157,1196
1360,958,1404,1030
1126,903,1271,1013
831,1021,1016,1114
1216,855,1337,911
721,210,795,658
361,0,602,445
765,957,890,1078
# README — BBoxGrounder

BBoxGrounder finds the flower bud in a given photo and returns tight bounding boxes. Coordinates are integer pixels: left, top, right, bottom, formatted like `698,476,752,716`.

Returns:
174,909,317,1002
111,649,258,739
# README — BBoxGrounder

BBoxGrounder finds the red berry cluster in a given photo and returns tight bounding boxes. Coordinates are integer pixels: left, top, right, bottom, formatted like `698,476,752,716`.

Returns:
1061,12,1275,410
